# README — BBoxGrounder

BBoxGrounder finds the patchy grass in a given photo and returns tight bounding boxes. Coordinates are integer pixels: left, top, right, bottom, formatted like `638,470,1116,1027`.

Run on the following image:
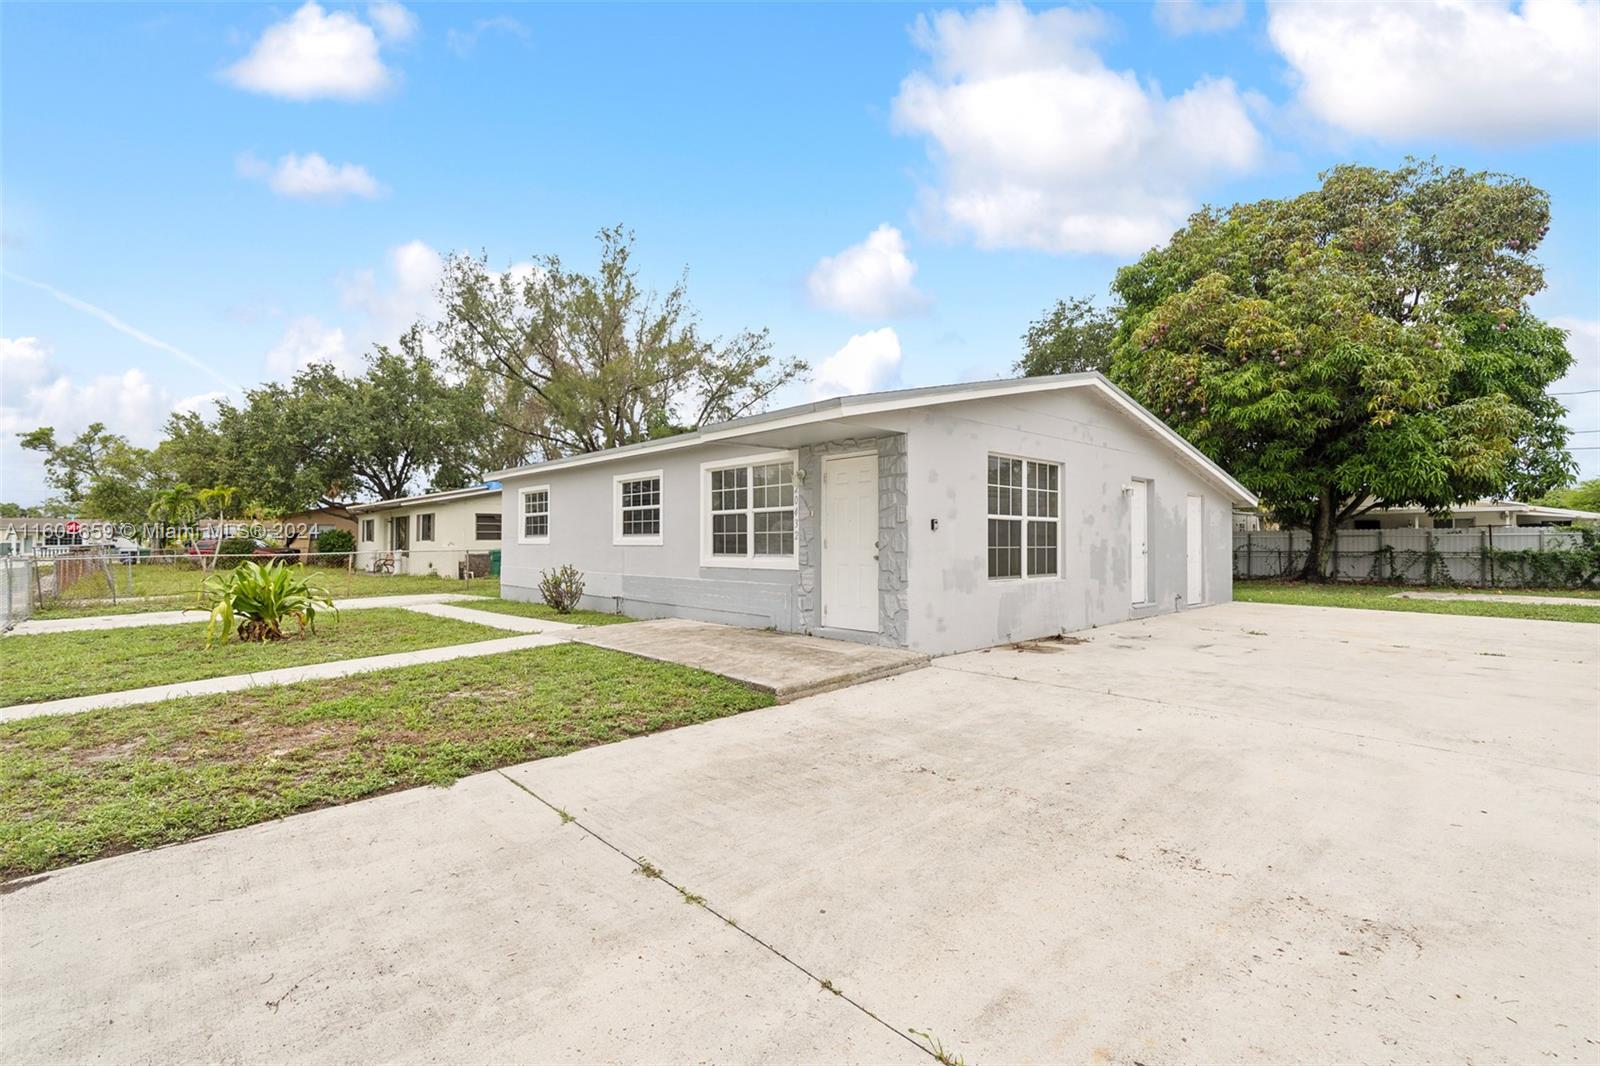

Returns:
451,598,635,627
0,644,773,877
34,567,500,619
1235,581,1600,623
0,609,506,706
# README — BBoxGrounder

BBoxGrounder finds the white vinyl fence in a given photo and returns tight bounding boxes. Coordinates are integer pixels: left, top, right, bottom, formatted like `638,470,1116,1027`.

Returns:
1234,527,1591,587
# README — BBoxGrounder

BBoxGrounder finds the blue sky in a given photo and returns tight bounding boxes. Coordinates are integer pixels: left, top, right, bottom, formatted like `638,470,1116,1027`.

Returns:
3,0,1598,505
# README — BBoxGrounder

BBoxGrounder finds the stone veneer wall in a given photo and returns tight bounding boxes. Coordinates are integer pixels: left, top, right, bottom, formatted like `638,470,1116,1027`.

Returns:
795,434,909,646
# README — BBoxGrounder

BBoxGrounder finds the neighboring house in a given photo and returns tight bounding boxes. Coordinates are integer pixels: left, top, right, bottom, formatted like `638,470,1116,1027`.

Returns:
349,486,504,578
279,505,357,558
0,517,137,558
1340,500,1600,530
491,373,1257,656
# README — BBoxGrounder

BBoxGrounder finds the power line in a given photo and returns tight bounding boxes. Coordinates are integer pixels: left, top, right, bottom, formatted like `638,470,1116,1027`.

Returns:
1551,388,1600,396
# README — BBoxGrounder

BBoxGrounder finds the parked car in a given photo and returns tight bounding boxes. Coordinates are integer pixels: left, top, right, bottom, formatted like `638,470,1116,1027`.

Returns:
185,538,299,562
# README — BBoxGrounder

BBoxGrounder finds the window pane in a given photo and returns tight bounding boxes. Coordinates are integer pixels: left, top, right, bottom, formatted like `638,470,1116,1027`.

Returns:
752,509,794,556
987,517,1022,578
1027,519,1058,576
711,512,747,556
475,513,501,541
988,455,1023,516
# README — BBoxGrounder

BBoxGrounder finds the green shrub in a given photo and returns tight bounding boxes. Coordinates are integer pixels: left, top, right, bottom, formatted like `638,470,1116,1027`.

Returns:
538,564,586,613
215,536,257,570
315,528,355,555
196,560,336,644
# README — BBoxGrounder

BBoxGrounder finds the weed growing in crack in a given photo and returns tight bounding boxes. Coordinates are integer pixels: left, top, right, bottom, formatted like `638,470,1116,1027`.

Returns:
633,858,662,879
819,978,842,996
910,1028,969,1066
556,808,575,824
678,887,706,906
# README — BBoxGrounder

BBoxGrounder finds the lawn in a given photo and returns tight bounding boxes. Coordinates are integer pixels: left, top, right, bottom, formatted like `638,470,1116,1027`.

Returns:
36,564,500,618
1235,581,1600,623
0,645,772,876
1,609,506,706
453,598,635,626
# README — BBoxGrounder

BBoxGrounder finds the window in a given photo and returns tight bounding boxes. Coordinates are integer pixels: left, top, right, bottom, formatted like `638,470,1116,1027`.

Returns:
362,518,375,542
520,487,549,543
987,455,1059,580
614,471,663,545
475,513,502,541
1438,517,1475,529
702,455,796,567
418,513,435,541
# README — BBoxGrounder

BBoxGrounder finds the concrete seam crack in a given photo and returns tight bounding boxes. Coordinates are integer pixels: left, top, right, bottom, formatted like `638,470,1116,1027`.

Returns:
493,769,949,1062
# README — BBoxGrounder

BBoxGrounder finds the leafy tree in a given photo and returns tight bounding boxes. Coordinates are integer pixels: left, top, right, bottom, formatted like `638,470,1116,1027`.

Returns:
151,411,234,492
211,330,489,508
147,483,203,547
19,423,156,526
0,503,45,517
1539,477,1600,514
437,225,806,461
1015,297,1118,377
1111,160,1574,579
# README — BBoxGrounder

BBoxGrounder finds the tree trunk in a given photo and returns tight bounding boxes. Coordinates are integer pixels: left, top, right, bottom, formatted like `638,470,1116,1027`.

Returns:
1300,489,1337,582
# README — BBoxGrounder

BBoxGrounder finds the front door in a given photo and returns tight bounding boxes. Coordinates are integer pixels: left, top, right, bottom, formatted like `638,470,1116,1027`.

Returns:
821,454,878,632
1130,480,1150,604
1186,494,1204,605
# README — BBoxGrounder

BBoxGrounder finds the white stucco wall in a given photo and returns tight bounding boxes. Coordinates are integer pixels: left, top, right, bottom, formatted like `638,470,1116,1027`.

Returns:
899,389,1233,656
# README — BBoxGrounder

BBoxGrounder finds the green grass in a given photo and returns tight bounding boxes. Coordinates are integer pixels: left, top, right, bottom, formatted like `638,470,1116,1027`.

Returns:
0,645,772,877
34,566,500,618
0,609,507,706
1235,581,1600,623
452,598,635,626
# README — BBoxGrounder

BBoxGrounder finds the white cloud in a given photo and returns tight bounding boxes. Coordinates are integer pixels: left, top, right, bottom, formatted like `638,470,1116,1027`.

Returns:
1268,0,1600,143
892,1,1264,256
1,337,225,504
811,328,903,399
222,2,404,101
366,1,418,44
264,316,359,379
1154,0,1245,35
237,151,384,201
807,225,928,318
447,16,530,57
337,239,444,340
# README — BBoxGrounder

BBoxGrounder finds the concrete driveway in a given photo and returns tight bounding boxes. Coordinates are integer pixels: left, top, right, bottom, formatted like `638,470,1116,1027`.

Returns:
4,602,1596,1063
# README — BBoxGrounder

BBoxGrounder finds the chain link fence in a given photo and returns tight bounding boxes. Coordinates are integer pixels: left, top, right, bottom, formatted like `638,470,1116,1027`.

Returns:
10,548,501,616
1234,527,1595,587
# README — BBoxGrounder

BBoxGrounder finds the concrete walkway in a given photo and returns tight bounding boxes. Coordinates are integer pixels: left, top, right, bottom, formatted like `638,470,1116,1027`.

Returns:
0,632,570,722
7,593,488,636
1393,590,1600,607
573,618,929,701
402,601,585,634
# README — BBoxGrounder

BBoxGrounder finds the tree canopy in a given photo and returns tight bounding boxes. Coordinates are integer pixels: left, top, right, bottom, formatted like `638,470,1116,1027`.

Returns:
1109,160,1575,577
436,225,806,462
1015,296,1118,377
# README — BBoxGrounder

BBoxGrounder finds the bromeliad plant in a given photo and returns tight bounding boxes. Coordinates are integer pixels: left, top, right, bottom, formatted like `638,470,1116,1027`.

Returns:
196,560,337,645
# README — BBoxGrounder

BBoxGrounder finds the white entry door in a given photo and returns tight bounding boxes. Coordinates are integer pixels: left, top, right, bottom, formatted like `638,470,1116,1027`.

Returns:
822,454,879,631
1130,480,1150,605
1186,494,1204,605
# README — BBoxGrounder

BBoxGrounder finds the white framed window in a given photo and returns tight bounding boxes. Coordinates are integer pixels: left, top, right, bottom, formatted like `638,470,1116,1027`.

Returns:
519,485,550,544
361,518,375,542
987,454,1060,580
700,452,798,569
417,513,435,542
613,470,664,545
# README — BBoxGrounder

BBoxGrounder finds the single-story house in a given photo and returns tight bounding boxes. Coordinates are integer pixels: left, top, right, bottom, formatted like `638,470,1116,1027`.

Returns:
491,373,1257,656
1341,499,1600,530
349,486,504,578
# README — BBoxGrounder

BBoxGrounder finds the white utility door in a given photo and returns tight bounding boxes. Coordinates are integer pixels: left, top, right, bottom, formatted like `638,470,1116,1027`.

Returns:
1185,494,1204,605
1130,480,1150,604
821,454,879,631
